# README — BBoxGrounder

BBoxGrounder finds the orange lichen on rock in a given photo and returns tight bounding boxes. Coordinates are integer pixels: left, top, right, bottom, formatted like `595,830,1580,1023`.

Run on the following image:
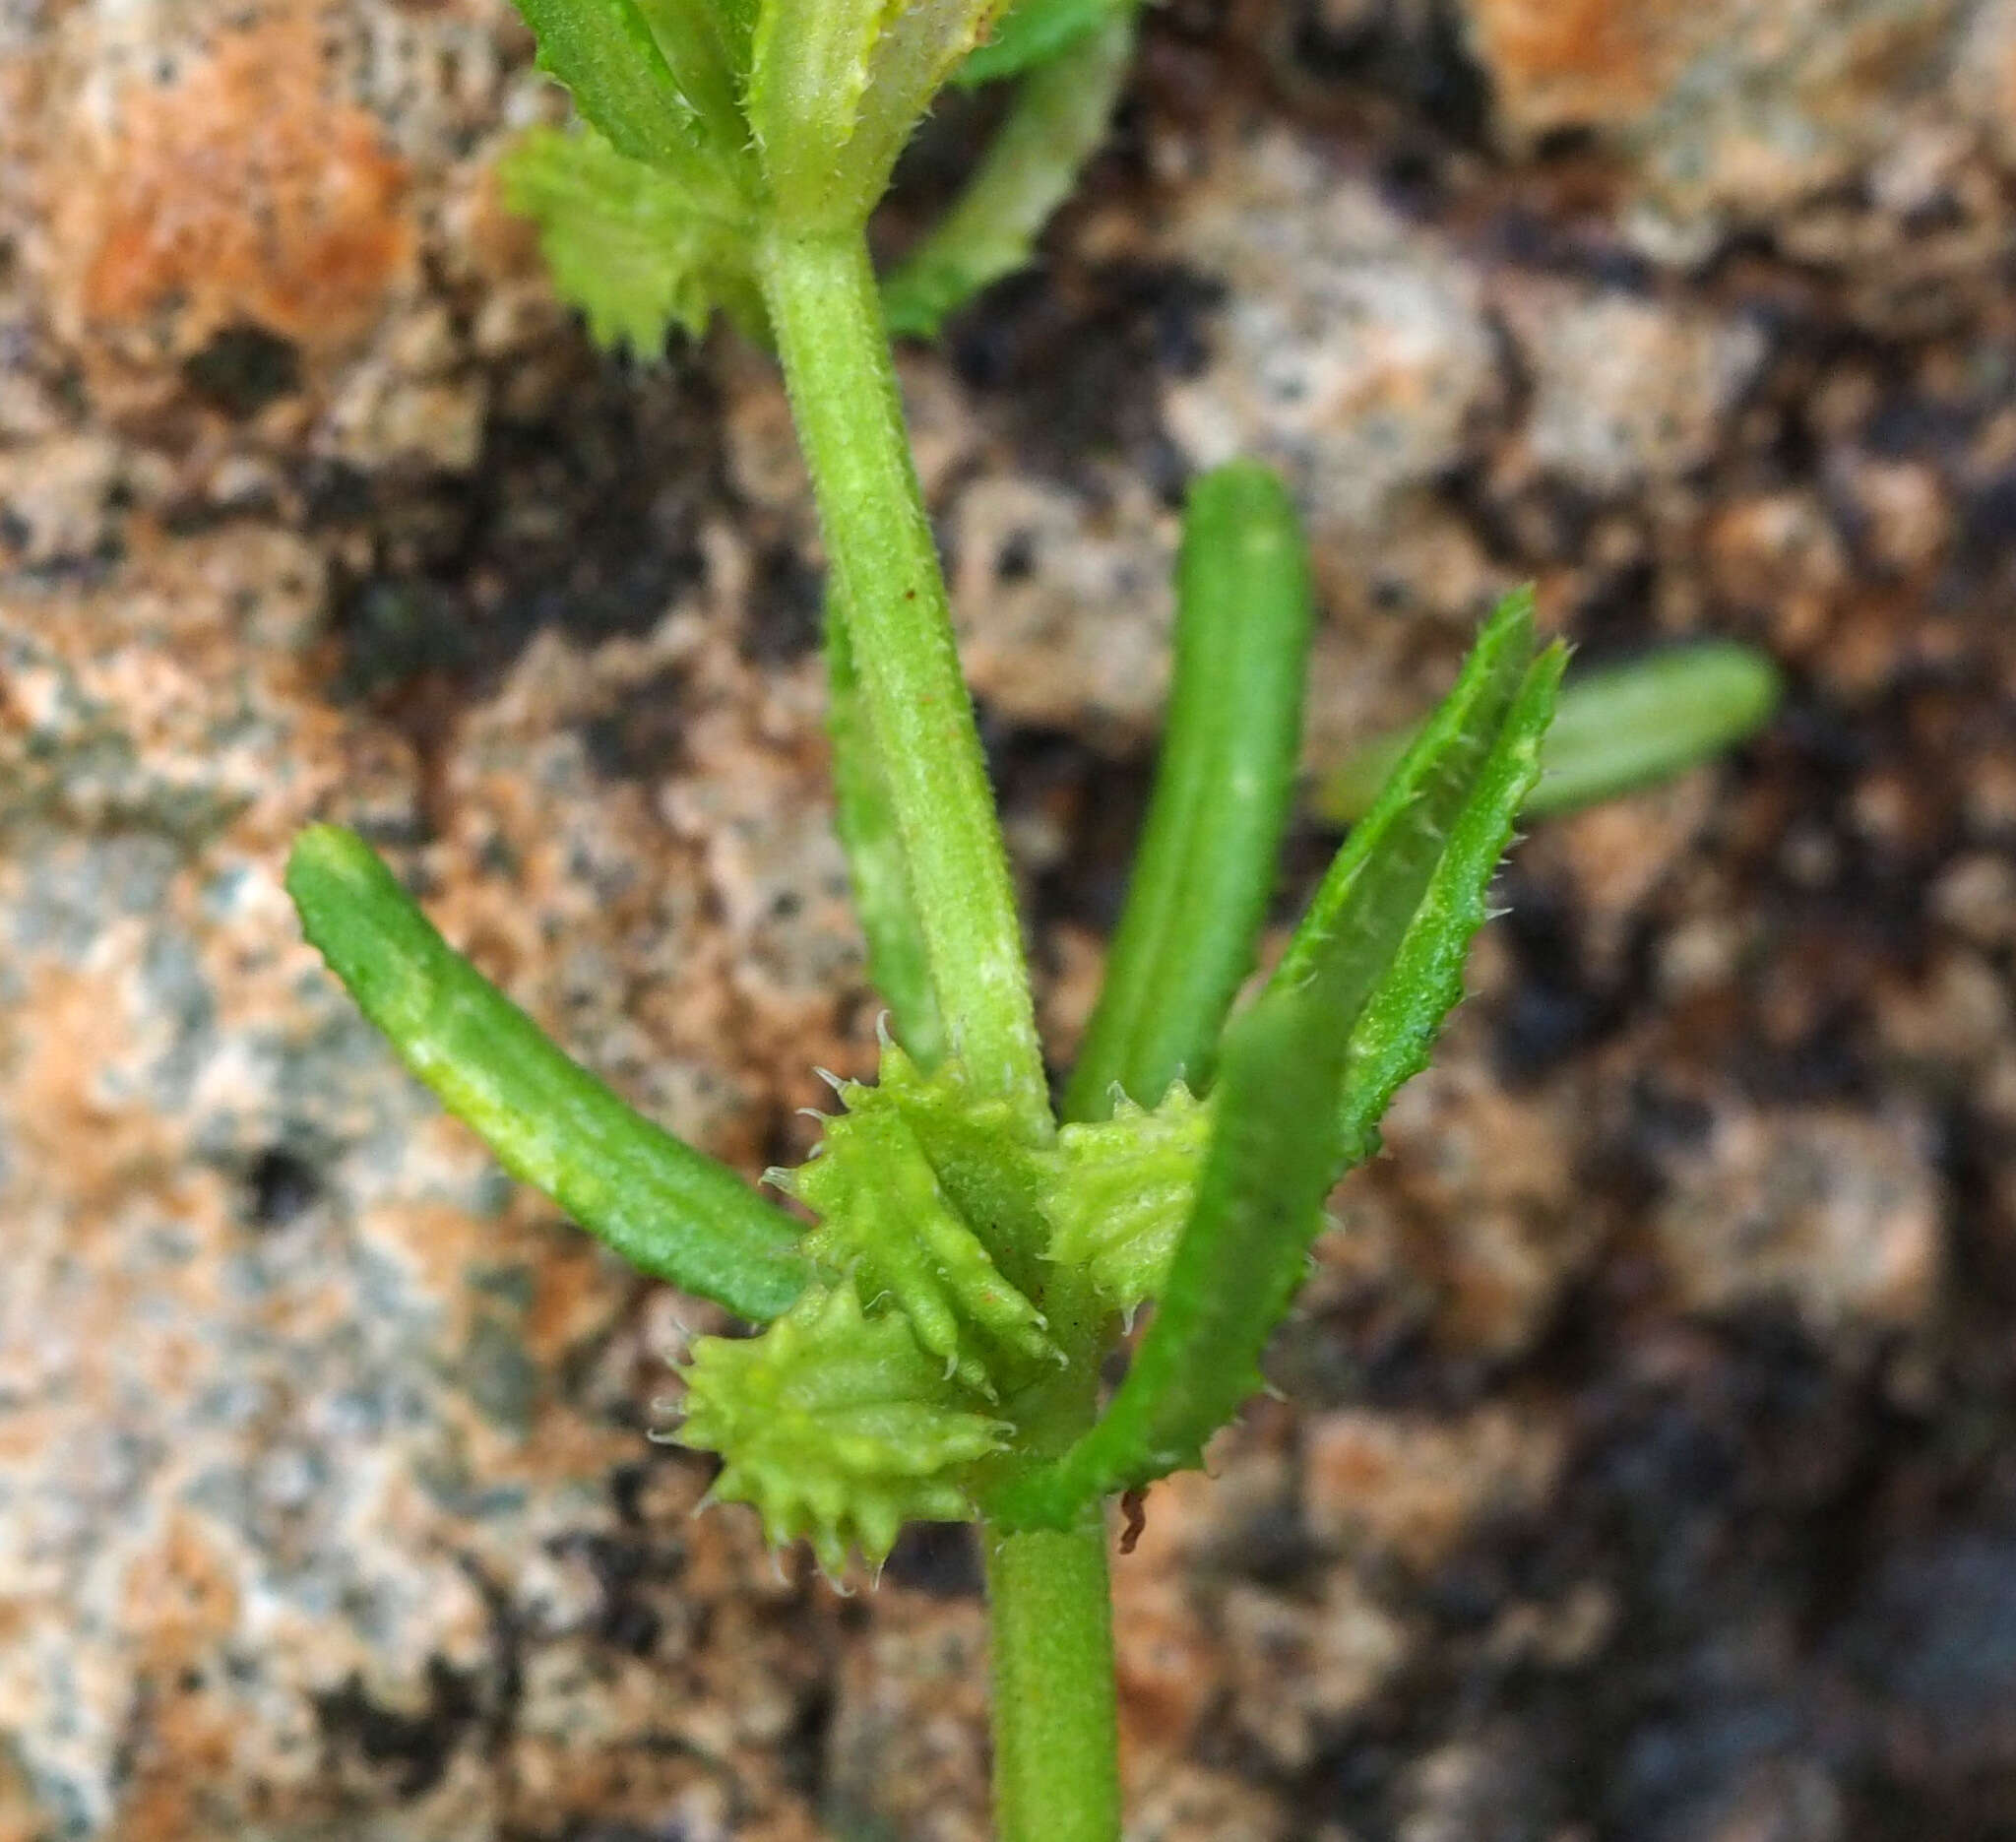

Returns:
52,6,415,361
1464,0,1681,138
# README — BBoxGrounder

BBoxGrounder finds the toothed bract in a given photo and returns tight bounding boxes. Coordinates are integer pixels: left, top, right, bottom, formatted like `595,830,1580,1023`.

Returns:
828,1041,1056,1281
675,1281,1009,1577
788,1103,1058,1396
1040,1083,1211,1311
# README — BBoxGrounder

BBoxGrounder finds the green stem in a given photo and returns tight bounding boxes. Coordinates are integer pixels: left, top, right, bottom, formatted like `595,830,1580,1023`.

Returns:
825,585,949,1066
984,1520,1121,1842
759,228,1051,1137
763,226,1117,1838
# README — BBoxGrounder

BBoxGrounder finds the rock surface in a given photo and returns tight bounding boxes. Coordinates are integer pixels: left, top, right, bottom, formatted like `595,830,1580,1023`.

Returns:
2,0,2015,1836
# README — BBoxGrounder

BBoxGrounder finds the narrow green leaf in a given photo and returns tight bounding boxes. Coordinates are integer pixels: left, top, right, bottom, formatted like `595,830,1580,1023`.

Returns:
826,588,947,1065
989,605,1562,1529
1318,639,1781,824
843,0,1017,226
1523,642,1776,816
1269,588,1537,1062
957,0,1118,86
747,0,1009,228
696,0,761,75
500,128,764,349
985,979,1346,1527
510,0,735,188
630,0,753,146
1062,461,1312,1120
285,825,810,1322
1326,648,1564,1167
884,9,1135,340
745,0,890,225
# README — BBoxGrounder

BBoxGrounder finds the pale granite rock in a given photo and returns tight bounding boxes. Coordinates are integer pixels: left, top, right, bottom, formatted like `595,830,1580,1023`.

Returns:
950,470,1177,743
1650,1106,1945,1334
0,526,858,1839
1461,0,1977,244
0,0,2011,1832
1497,282,1766,497
1160,127,1495,542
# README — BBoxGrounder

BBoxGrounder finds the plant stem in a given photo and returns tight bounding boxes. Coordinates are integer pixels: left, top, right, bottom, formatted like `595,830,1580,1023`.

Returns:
759,228,1051,1138
825,584,948,1066
984,1519,1121,1842
763,227,1118,1836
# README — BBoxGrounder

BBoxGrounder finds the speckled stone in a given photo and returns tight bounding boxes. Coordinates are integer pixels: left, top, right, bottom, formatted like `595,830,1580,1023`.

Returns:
950,470,1177,744
0,524,863,1837
2,0,2014,1831
1496,280,1766,497
1650,1105,1945,1334
1302,1406,1566,1575
1460,0,1977,244
1160,126,1494,543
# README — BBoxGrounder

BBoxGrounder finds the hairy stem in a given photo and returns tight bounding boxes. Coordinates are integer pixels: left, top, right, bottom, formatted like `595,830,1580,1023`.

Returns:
759,228,1050,1136
984,1519,1121,1842
825,586,948,1065
762,226,1119,1838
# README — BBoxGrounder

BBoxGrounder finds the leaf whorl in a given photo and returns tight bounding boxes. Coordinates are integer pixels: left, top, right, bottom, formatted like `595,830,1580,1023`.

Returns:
1040,1083,1211,1311
789,1105,1059,1397
674,1048,1228,1569
674,1044,1053,1575
675,1280,1010,1578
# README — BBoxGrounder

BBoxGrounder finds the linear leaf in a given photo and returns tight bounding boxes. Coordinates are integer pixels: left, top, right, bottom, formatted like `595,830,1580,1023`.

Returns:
511,0,737,193
1325,645,1565,1166
883,8,1135,338
989,605,1562,1528
1319,638,1780,824
985,978,1346,1527
958,0,1118,85
1270,589,1535,1098
843,0,1017,227
630,0,752,147
745,0,889,223
286,824,810,1322
826,587,947,1064
1062,460,1311,1120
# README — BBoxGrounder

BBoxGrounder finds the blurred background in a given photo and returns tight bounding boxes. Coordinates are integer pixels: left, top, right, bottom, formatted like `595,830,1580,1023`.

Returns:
3,0,2015,1836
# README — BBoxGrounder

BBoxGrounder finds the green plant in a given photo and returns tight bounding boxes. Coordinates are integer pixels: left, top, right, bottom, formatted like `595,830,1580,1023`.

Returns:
287,5,1583,1833
291,577,1555,1840
881,0,1138,338
501,0,1137,353
1321,639,1782,825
